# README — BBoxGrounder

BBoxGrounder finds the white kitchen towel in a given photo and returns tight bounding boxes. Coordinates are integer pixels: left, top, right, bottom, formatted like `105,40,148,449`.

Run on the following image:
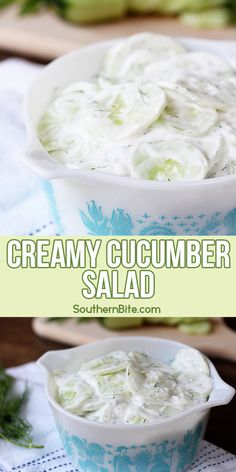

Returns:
0,362,235,472
0,59,60,236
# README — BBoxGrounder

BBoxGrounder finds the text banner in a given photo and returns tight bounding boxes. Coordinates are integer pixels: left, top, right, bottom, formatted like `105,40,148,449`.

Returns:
0,236,235,316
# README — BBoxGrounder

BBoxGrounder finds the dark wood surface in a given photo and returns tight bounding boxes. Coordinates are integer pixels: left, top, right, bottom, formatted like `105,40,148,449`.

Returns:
0,49,49,63
0,317,235,455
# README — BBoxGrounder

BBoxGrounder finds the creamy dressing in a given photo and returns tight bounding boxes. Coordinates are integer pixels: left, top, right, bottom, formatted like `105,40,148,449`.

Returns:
54,348,213,424
38,33,236,182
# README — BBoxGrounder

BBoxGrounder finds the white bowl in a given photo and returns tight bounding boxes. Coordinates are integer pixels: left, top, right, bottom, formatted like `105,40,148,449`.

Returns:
23,37,236,236
38,336,235,472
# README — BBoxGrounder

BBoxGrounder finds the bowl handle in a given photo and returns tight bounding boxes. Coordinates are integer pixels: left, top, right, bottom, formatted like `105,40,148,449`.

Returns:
22,140,68,180
37,352,52,373
209,371,235,408
214,381,235,405
37,346,78,372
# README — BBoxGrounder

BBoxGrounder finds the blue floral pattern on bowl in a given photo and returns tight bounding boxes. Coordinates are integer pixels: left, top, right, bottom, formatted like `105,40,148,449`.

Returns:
57,421,203,472
79,201,236,236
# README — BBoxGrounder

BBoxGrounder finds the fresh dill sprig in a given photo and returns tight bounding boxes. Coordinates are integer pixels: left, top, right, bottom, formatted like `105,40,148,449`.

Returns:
0,365,44,449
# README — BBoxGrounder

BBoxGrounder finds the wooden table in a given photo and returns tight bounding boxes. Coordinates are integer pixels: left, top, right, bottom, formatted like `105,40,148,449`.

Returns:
0,317,235,455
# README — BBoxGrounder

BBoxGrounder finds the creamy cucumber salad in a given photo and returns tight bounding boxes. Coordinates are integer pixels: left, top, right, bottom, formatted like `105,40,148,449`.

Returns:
38,33,236,182
54,347,213,424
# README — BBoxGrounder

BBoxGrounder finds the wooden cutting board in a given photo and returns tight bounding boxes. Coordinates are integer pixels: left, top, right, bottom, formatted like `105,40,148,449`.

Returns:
32,318,236,362
0,7,235,61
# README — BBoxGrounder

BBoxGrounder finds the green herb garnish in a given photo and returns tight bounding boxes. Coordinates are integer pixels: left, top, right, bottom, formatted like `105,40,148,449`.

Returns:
0,365,43,449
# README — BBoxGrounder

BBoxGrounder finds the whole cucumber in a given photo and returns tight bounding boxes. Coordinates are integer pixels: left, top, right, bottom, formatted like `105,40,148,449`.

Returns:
60,0,127,24
128,0,161,13
145,317,166,325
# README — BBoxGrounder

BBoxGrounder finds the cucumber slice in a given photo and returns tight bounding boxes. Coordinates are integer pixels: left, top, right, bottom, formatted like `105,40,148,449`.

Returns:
145,51,233,91
80,351,129,375
39,80,166,170
101,317,143,330
129,140,208,182
178,321,213,336
156,0,225,14
180,8,231,28
102,33,186,81
177,317,208,325
160,85,217,137
146,317,209,327
172,347,210,374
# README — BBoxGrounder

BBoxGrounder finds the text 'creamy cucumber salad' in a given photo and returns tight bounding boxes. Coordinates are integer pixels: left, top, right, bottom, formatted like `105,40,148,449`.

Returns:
54,348,213,424
38,33,236,182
